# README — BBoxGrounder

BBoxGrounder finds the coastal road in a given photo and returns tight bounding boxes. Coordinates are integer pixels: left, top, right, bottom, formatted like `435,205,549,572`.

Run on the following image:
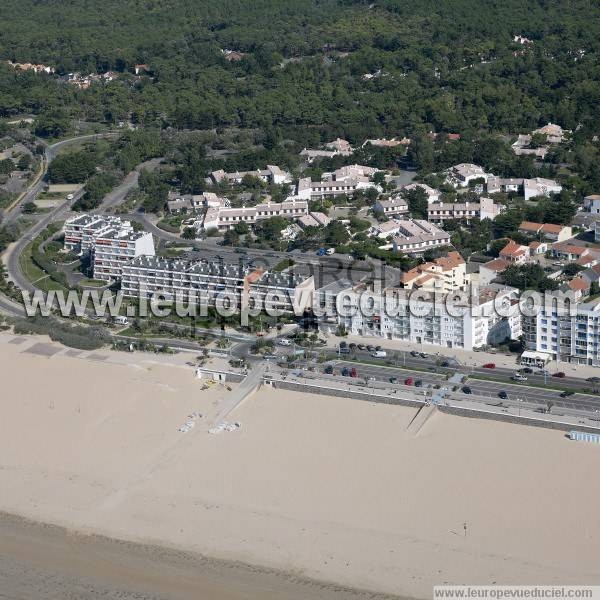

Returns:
330,359,600,416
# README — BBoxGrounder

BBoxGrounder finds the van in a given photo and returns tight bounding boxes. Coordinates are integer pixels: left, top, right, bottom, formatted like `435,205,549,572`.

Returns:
371,350,387,358
326,248,335,255
114,315,129,325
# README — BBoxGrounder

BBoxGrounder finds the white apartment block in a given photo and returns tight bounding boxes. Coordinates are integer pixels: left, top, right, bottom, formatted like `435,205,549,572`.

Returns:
209,165,291,186
64,215,131,254
427,197,503,223
391,220,451,255
92,228,155,282
202,199,308,231
120,255,314,313
486,176,562,200
167,192,229,213
319,284,521,351
296,164,381,200
373,196,408,217
523,298,600,365
446,163,489,187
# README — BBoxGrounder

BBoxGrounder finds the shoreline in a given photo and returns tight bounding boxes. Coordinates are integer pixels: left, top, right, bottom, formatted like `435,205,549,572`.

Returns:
0,510,400,600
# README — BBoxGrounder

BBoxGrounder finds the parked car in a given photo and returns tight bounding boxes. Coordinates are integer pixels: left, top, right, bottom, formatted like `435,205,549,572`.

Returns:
521,367,533,374
586,376,600,383
366,345,375,352
404,377,414,386
349,367,358,377
410,350,420,357
419,352,428,359
512,373,528,381
560,391,574,398
498,390,508,399
440,360,450,368
339,341,347,348
389,377,398,384
482,363,496,369
339,347,350,354
414,379,423,387
341,367,349,377
462,386,472,394
552,371,566,378
278,338,292,346
357,344,365,350
375,345,382,351
324,365,334,375
349,343,357,350
371,350,387,358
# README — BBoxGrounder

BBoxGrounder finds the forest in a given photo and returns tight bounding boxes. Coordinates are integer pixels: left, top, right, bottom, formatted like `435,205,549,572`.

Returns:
0,0,599,146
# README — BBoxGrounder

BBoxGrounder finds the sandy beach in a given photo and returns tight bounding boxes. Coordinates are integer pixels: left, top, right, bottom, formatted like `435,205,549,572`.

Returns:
1,334,600,598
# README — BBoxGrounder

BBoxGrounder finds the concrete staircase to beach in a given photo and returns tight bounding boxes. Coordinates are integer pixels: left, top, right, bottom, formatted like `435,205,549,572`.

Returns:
406,404,436,436
211,363,266,425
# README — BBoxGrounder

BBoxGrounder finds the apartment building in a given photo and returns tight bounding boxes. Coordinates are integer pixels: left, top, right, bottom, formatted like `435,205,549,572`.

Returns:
167,192,228,213
398,251,468,293
208,165,291,185
446,163,489,187
391,220,451,255
120,255,314,313
299,138,353,163
92,228,155,282
523,298,600,365
320,283,521,351
369,220,406,239
296,164,381,200
373,196,409,217
202,199,308,231
427,197,503,223
479,258,511,286
63,215,147,259
487,176,562,200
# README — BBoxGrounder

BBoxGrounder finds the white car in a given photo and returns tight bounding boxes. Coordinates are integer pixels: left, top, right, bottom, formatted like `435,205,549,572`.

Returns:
512,373,528,381
371,350,387,358
278,338,292,346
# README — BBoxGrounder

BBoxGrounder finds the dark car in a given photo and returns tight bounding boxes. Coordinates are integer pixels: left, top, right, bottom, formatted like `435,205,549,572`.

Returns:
375,345,382,351
414,379,423,387
586,376,600,383
440,360,450,368
419,352,428,359
553,371,566,378
411,350,420,357
482,363,496,369
462,386,472,394
560,390,574,398
404,377,414,386
498,390,508,399
324,365,334,375
350,367,358,377
341,367,349,377
389,377,398,384
357,344,366,350
339,341,348,349
366,345,375,352
522,367,533,374
349,343,357,350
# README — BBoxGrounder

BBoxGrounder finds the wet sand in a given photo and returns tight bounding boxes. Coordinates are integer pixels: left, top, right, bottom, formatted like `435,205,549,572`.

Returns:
0,512,394,600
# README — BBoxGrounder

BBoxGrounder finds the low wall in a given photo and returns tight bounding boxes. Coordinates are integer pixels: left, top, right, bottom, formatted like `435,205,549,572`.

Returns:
271,379,424,409
198,369,245,383
438,403,600,434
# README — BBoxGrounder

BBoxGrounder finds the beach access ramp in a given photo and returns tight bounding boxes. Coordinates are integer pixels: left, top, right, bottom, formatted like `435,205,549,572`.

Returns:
406,404,436,436
211,364,266,425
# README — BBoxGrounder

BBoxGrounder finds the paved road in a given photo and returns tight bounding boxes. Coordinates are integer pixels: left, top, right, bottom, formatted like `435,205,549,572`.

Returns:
2,133,119,227
330,359,600,416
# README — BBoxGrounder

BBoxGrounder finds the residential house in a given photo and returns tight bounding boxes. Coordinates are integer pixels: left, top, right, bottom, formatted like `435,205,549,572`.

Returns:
391,220,451,255
499,240,530,264
518,221,572,242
